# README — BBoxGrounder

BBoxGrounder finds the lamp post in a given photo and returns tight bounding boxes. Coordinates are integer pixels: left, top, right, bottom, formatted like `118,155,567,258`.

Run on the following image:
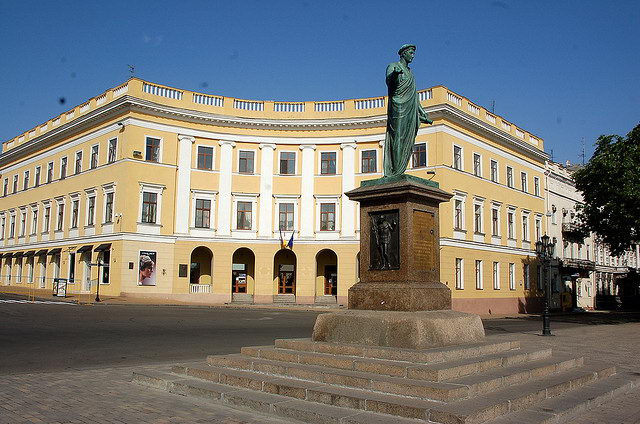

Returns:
535,234,556,336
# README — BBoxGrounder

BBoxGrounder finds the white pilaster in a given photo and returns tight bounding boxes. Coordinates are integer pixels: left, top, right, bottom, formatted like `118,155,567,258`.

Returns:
340,142,357,238
299,144,316,238
258,143,276,238
217,140,236,236
175,135,195,234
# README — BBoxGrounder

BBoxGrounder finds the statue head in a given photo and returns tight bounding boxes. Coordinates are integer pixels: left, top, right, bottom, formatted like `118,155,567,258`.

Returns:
398,44,416,63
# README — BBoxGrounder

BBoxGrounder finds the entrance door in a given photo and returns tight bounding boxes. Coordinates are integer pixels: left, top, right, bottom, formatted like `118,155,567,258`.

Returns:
232,263,247,293
324,265,337,295
39,256,46,288
278,264,295,294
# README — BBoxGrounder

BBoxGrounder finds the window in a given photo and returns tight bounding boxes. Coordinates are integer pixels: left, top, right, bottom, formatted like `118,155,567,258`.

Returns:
490,160,498,182
23,171,29,190
521,172,527,192
236,201,252,230
455,258,464,289
87,196,95,226
238,150,254,174
534,177,540,196
145,137,161,162
454,199,463,230
507,210,515,239
493,262,500,289
0,216,4,239
16,259,22,282
279,152,295,174
9,215,16,238
195,199,211,228
68,253,75,284
75,151,82,174
473,153,481,177
279,203,294,231
56,203,64,231
453,145,462,170
20,211,26,237
475,260,483,289
509,263,516,290
412,143,427,168
320,152,337,175
320,203,336,231
13,175,18,192
535,217,541,241
491,207,499,236
524,264,530,290
91,145,99,169
47,162,54,183
71,199,79,228
197,146,213,170
474,203,483,234
104,192,114,223
43,206,50,233
361,150,377,173
108,138,117,163
35,166,41,187
3,178,7,196
506,166,513,188
522,213,529,241
31,209,38,235
27,257,34,283
141,192,158,223
60,157,67,179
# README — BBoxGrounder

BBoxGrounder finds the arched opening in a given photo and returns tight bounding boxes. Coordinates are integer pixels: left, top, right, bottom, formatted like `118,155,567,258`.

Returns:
315,249,338,303
231,247,255,302
273,249,297,299
190,246,213,289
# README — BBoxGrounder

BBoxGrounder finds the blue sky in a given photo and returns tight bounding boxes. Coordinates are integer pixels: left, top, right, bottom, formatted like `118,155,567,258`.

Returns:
1,0,638,163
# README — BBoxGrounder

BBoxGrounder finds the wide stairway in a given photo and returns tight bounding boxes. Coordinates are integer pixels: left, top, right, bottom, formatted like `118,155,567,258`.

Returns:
133,338,638,423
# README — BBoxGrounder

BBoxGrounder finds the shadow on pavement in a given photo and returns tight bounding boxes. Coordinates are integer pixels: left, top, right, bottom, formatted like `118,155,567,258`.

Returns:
507,311,640,325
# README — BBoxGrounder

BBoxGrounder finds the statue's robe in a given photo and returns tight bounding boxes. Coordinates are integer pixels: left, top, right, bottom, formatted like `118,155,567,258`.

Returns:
383,61,431,177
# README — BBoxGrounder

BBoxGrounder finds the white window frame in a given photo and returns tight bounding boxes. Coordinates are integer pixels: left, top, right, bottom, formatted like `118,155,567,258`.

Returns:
509,263,516,290
232,193,259,235
69,193,80,229
30,204,38,236
102,183,116,226
521,171,528,193
90,144,99,169
27,256,34,283
0,213,5,240
493,262,500,290
314,195,340,237
85,188,97,228
41,200,51,234
473,198,484,235
506,166,513,188
472,152,482,177
507,207,516,240
34,165,41,187
237,148,256,174
534,176,540,196
195,143,216,171
490,159,498,183
47,161,54,183
190,190,217,234
411,142,428,169
9,211,16,238
535,215,542,241
491,202,501,239
74,150,83,174
59,157,67,179
278,150,297,175
144,135,163,163
521,211,530,242
360,148,379,174
453,144,463,171
453,192,467,237
107,137,118,163
475,260,483,290
23,170,30,191
137,182,165,234
273,195,300,234
318,150,339,176
19,208,27,238
455,258,464,290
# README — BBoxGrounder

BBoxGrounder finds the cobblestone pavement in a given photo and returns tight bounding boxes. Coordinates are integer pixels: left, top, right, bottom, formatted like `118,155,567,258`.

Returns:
1,318,639,423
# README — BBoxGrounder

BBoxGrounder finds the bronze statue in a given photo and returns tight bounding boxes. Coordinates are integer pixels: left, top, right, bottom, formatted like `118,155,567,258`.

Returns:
372,214,397,269
383,44,432,177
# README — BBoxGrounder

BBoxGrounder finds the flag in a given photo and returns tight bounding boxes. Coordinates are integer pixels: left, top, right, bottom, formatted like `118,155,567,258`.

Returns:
279,228,286,249
287,231,294,249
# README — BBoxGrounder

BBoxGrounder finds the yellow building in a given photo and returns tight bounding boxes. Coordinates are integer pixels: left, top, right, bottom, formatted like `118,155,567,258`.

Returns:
0,78,547,313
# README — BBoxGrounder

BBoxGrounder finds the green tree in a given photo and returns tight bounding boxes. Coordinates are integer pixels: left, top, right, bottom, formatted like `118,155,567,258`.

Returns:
573,124,640,256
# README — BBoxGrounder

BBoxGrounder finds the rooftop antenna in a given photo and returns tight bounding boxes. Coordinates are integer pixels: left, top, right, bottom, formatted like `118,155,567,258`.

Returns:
490,100,495,114
579,137,586,165
127,64,135,78
550,149,554,162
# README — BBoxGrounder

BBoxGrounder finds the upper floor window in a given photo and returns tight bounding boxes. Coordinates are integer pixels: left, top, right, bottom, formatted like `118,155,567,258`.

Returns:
361,150,377,173
279,152,295,175
23,171,29,190
521,172,528,192
506,166,513,188
522,213,529,241
34,166,41,187
534,176,540,196
108,138,117,163
535,217,542,241
454,199,464,230
75,151,83,174
490,160,498,182
90,145,99,169
3,178,8,196
56,203,64,232
320,203,336,231
194,199,211,228
507,210,515,239
13,175,18,193
475,260,483,290
412,143,427,168
9,215,16,238
320,152,336,175
509,263,516,290
455,258,464,290
197,146,213,170
47,162,54,183
60,157,67,180
71,199,79,228
279,203,295,231
0,216,5,239
31,209,38,235
493,262,500,290
474,203,483,234
491,208,500,236
145,137,161,162
141,192,157,223
87,196,96,226
453,145,462,170
104,192,114,223
473,153,481,177
238,150,254,174
236,201,252,230
43,206,50,233
20,211,26,237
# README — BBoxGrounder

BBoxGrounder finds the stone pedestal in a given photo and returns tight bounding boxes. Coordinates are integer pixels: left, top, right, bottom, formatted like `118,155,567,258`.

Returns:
345,174,453,311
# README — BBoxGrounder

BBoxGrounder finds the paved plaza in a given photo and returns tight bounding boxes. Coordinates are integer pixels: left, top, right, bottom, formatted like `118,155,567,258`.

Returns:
1,298,639,423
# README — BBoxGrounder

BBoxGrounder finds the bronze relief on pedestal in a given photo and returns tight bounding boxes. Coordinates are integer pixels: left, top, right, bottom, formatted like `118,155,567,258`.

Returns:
369,210,400,270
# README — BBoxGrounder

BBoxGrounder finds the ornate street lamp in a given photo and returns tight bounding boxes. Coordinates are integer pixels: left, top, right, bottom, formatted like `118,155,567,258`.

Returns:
535,234,555,336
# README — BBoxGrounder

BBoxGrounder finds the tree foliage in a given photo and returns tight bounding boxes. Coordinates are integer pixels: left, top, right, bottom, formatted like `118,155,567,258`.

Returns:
573,124,640,256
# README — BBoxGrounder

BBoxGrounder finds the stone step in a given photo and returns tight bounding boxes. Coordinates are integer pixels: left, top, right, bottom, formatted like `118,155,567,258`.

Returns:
274,338,519,363
428,362,617,424
237,345,552,381
206,351,582,401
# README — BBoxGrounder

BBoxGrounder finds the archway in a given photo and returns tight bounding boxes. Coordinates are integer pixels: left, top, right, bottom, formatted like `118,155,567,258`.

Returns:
273,249,297,297
231,247,255,301
190,246,213,286
315,249,338,303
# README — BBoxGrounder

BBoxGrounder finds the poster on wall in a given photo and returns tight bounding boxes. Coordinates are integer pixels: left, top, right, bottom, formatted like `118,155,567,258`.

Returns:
138,251,157,286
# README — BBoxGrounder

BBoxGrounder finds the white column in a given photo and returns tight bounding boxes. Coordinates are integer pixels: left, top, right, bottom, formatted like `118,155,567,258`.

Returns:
217,140,236,236
340,142,357,238
258,143,276,238
299,144,316,238
175,135,195,234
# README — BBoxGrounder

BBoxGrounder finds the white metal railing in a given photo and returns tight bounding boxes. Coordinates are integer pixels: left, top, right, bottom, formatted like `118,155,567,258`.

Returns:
18,135,24,142
468,103,480,115
190,283,211,294
80,102,90,113
112,83,129,97
515,128,524,138
447,92,462,106
143,83,183,100
40,124,48,132
355,97,384,109
529,136,538,145
29,130,36,138
502,121,511,132
96,93,107,105
53,117,61,126
418,89,432,101
486,112,496,124
66,111,75,120
274,102,305,112
234,99,264,111
314,101,344,112
193,93,224,107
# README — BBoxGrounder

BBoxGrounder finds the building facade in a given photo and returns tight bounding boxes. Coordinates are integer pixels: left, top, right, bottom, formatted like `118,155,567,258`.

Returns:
0,78,548,314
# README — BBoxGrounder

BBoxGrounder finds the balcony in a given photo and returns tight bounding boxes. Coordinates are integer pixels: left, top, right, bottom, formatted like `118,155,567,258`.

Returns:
561,258,595,277
562,222,585,242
